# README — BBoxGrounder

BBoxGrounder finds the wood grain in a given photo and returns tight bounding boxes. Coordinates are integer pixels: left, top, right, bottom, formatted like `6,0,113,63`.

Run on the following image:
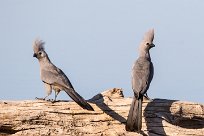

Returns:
0,88,204,136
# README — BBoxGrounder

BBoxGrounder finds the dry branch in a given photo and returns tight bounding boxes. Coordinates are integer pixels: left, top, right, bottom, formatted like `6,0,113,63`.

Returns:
0,88,204,136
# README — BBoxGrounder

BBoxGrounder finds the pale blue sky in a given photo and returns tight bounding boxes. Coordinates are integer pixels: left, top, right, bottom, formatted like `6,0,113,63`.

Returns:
0,1,204,103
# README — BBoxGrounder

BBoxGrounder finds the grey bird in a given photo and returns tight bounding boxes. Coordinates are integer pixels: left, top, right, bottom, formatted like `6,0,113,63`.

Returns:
126,29,155,132
33,39,94,111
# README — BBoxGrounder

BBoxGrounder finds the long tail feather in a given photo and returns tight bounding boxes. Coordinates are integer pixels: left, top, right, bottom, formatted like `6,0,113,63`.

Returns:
126,96,143,132
137,98,142,131
64,88,94,111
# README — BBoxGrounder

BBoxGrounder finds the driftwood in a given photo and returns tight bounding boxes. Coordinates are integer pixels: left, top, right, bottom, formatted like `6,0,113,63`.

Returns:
0,88,204,136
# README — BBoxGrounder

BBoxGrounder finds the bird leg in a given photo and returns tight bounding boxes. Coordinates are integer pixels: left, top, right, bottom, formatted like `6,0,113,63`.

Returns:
51,92,57,103
50,90,60,103
55,91,58,101
143,93,152,101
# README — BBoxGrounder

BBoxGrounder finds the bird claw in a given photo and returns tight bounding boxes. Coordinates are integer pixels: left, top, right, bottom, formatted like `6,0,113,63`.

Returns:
46,99,56,103
35,97,45,100
143,95,152,101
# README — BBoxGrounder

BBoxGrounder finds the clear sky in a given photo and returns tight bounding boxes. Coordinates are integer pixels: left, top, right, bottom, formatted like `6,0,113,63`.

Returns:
0,1,204,103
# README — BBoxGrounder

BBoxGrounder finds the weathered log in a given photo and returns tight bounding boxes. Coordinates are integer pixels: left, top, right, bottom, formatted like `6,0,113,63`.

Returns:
0,88,204,136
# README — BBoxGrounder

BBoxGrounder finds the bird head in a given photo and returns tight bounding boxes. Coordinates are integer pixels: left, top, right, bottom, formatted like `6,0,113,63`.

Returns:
33,39,48,60
139,29,155,52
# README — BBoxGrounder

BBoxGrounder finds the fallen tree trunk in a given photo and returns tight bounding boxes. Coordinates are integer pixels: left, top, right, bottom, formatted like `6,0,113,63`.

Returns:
0,88,204,136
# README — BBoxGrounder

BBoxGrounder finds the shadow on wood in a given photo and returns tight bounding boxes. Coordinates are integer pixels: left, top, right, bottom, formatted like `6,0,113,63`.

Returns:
90,93,126,124
144,99,177,135
144,99,204,136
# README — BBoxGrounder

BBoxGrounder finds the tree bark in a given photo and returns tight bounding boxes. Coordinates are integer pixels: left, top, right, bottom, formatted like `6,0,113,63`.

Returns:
0,88,204,136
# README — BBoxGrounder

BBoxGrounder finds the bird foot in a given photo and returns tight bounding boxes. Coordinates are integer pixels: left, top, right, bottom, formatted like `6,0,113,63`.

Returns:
47,99,59,103
143,95,152,101
35,97,45,100
51,100,56,103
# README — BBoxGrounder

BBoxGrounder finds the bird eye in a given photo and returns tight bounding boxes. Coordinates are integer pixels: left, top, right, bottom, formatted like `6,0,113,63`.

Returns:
39,52,42,55
146,43,150,45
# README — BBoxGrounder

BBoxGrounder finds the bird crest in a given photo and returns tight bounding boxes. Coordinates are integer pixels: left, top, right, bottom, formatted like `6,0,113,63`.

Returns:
143,29,154,43
33,39,45,53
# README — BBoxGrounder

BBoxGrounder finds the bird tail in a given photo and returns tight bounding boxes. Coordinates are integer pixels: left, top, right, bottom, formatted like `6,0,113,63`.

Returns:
64,88,94,111
126,95,143,132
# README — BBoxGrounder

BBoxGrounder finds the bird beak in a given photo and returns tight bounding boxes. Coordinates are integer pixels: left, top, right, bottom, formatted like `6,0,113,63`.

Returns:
33,53,37,57
150,44,155,48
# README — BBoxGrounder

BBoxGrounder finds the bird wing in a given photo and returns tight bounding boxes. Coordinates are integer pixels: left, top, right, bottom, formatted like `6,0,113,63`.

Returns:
41,65,74,90
132,58,152,97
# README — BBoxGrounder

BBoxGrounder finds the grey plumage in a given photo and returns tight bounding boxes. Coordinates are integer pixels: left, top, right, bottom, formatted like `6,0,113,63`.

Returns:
126,29,155,132
33,39,94,111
